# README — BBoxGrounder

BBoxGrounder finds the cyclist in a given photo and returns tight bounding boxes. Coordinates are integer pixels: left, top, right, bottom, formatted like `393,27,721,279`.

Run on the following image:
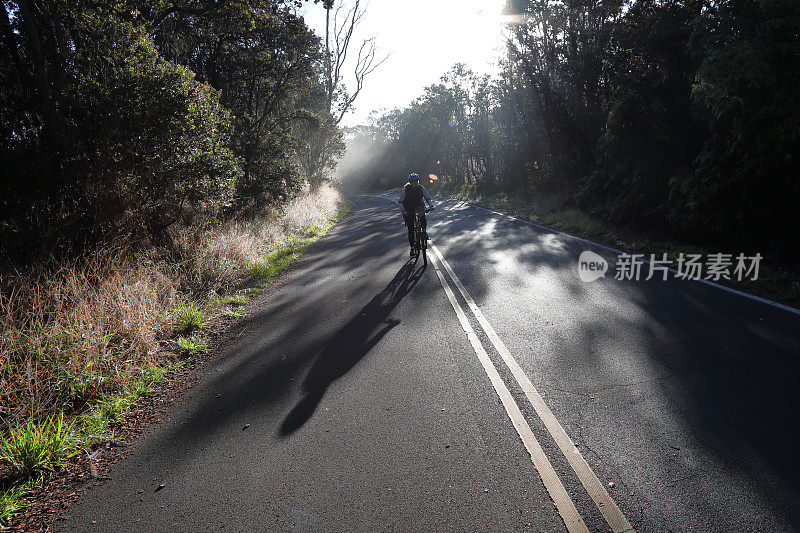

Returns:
398,173,435,255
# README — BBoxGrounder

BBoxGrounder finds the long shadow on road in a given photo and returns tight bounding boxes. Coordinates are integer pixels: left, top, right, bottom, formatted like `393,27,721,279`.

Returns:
280,258,426,435
126,196,413,470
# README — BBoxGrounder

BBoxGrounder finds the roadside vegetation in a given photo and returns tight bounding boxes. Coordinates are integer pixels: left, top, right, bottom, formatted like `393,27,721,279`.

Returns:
0,361,173,529
0,185,348,527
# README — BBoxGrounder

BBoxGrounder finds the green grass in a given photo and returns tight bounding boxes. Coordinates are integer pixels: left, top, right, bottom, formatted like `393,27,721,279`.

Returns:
176,335,209,354
213,294,249,307
222,307,246,318
246,201,352,288
80,396,132,438
210,293,249,319
0,363,175,528
248,240,307,286
541,208,606,237
79,365,172,439
173,301,204,332
0,482,29,530
303,223,327,237
0,415,77,481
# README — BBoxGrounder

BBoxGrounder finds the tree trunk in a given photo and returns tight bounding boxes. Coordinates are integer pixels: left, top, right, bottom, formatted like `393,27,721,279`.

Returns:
17,0,52,121
325,5,332,112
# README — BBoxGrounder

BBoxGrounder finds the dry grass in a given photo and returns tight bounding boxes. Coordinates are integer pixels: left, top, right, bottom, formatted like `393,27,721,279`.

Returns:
0,185,343,431
173,184,342,292
0,251,180,428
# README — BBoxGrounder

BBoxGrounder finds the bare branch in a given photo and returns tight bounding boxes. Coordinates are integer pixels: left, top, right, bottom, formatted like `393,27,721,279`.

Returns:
323,0,384,124
335,35,387,124
332,0,364,95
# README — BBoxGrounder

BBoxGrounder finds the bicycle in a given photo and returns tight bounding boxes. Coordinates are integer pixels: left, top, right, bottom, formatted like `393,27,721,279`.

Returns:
411,208,431,265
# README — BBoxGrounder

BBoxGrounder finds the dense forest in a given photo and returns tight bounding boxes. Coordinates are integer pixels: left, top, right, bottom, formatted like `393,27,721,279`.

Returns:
340,0,800,257
1,0,345,261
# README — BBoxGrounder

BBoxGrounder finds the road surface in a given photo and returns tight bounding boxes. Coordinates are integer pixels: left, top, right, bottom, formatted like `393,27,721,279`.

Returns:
60,194,800,532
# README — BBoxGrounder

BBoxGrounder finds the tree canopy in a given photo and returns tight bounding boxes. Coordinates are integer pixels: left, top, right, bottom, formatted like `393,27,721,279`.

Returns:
1,0,345,259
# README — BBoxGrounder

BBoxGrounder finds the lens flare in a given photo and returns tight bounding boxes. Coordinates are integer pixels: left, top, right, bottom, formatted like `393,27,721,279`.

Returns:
428,174,439,181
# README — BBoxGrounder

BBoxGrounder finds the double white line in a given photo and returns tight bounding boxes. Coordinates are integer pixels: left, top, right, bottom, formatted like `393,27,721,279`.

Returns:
429,243,635,533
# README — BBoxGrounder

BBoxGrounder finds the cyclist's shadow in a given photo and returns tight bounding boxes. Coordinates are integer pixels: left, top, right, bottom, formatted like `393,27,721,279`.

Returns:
280,259,426,435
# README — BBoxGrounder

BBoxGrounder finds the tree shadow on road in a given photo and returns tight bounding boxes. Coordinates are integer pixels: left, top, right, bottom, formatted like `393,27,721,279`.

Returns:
280,258,426,435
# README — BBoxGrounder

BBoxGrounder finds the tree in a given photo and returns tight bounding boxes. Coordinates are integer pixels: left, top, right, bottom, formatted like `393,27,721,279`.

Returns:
0,2,239,254
295,0,386,187
0,0,343,258
578,0,705,226
673,0,800,252
152,0,341,206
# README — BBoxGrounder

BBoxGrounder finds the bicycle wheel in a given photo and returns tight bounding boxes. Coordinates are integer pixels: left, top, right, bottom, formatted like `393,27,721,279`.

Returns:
416,220,427,265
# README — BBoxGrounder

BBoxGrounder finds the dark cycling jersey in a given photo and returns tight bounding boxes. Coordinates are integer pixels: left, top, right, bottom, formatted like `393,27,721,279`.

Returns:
399,183,432,212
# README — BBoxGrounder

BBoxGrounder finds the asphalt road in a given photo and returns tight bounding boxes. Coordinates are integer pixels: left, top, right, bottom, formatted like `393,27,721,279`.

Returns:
60,194,800,532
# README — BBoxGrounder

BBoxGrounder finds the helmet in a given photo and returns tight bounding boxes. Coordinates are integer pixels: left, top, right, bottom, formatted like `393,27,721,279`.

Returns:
408,173,420,181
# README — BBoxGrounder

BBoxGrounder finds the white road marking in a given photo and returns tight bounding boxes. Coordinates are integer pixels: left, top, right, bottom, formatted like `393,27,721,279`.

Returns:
429,251,590,533
430,243,635,533
378,191,633,529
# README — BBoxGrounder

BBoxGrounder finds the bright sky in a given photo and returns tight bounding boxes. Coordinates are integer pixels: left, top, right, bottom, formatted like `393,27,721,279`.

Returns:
301,0,507,127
